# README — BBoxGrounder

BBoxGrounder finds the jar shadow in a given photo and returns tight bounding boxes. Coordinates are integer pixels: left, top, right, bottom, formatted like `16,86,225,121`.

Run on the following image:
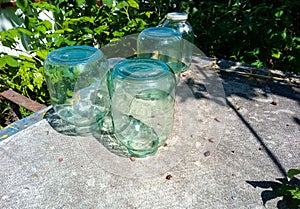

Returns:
44,108,130,157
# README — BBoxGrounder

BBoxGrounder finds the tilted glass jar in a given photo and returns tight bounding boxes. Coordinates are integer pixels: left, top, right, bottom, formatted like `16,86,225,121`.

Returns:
162,12,194,71
44,46,110,136
109,58,176,157
137,27,183,75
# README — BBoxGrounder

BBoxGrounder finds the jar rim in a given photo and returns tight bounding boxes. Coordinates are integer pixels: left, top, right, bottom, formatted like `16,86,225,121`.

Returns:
166,12,188,21
140,27,181,38
46,46,104,65
112,58,174,82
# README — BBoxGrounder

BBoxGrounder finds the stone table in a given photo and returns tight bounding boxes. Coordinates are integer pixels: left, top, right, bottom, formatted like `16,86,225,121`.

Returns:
0,56,299,209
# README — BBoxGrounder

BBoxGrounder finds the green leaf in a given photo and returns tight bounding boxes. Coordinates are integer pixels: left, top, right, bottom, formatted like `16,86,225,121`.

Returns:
0,57,7,68
33,71,44,89
65,39,77,46
27,84,34,91
251,60,263,68
122,25,131,32
7,28,21,40
19,55,35,62
275,10,284,18
43,20,53,30
82,27,93,34
134,18,147,30
65,28,74,33
22,61,35,69
281,31,287,40
94,25,108,35
65,16,95,25
113,31,125,37
144,11,153,18
116,1,129,9
287,169,300,180
102,0,113,7
54,36,64,47
289,187,300,200
128,0,139,9
6,56,20,67
81,16,96,23
54,29,65,34
276,185,292,196
36,50,49,60
16,0,28,11
76,0,86,6
36,25,46,34
32,2,56,12
272,49,281,59
66,89,73,97
18,28,33,36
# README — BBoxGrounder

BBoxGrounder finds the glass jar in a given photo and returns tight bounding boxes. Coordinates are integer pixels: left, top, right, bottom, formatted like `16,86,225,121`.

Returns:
44,46,110,136
109,58,176,157
137,27,183,74
162,12,194,71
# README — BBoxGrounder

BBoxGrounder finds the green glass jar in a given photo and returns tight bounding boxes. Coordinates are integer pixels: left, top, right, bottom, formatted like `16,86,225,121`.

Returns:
137,27,183,74
44,46,110,136
162,12,194,71
109,58,176,157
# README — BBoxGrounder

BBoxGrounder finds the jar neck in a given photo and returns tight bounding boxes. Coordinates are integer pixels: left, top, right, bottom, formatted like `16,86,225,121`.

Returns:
167,19,186,23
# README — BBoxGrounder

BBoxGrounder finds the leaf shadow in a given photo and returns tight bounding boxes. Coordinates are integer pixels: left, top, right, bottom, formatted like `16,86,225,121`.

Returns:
247,178,300,209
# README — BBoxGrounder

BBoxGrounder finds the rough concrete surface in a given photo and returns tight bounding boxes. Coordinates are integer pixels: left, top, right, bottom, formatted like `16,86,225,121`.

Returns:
0,56,299,209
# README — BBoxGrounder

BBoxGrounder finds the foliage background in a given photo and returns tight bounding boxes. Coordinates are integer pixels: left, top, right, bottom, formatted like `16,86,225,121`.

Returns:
0,0,299,126
182,0,300,72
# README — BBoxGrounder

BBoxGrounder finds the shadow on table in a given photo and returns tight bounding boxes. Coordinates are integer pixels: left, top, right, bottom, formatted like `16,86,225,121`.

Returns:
226,97,299,208
175,57,227,107
235,96,300,208
179,58,295,175
226,98,288,174
178,57,300,108
44,108,130,158
187,57,300,105
216,59,300,105
183,57,300,208
247,177,300,209
294,117,300,126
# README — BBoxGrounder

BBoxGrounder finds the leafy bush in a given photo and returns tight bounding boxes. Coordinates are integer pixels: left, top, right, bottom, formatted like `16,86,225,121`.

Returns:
179,0,300,73
0,0,169,124
249,168,300,208
0,0,299,125
276,168,300,207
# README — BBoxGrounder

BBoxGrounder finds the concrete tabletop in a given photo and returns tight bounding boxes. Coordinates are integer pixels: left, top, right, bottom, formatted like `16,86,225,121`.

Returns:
0,56,299,209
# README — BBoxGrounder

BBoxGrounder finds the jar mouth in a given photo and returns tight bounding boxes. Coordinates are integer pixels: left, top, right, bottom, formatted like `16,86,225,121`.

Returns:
140,27,181,38
46,46,104,65
113,58,173,81
166,12,188,21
